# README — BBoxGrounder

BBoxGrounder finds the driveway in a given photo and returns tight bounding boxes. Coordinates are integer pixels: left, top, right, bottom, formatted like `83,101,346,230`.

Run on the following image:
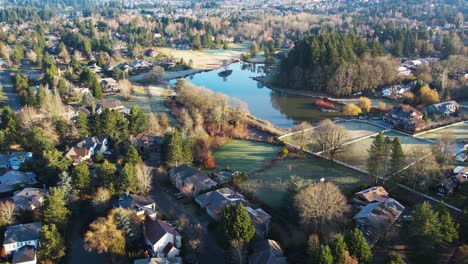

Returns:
149,182,225,264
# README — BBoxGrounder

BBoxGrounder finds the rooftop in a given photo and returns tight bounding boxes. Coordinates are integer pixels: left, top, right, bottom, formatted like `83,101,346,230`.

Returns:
3,222,42,244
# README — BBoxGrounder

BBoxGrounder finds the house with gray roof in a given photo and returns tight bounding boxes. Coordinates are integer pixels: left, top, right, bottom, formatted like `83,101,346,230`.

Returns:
426,100,459,117
169,165,217,196
11,245,36,264
12,187,48,211
195,187,248,221
353,199,405,247
246,207,271,239
248,239,287,264
113,194,157,220
2,222,42,256
134,258,182,264
0,171,37,193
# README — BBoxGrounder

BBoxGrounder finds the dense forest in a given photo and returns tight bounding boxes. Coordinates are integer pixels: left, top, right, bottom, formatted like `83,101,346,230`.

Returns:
276,32,401,96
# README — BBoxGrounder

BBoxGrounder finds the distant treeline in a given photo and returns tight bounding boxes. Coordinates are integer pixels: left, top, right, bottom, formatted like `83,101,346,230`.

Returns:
0,7,54,23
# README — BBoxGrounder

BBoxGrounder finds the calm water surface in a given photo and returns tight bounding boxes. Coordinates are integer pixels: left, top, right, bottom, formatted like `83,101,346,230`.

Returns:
171,62,342,128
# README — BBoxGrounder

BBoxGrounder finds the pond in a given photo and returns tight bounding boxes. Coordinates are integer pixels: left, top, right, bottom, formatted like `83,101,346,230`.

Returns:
171,62,344,128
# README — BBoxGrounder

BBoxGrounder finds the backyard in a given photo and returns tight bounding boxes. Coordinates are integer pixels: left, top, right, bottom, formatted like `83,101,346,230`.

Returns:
108,85,177,125
212,140,281,174
239,156,372,209
417,122,468,152
336,130,433,170
280,120,387,151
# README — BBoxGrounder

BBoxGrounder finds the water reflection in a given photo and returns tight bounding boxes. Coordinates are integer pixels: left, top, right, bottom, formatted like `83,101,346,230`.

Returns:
171,62,331,128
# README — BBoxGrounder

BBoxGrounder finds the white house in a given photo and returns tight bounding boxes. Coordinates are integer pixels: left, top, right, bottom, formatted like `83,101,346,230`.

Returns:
2,222,42,256
143,220,182,258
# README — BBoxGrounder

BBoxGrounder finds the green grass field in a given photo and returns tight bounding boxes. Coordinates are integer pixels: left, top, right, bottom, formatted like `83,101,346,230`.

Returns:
336,131,433,170
240,157,372,209
108,86,177,125
212,140,281,174
418,122,468,151
281,120,386,151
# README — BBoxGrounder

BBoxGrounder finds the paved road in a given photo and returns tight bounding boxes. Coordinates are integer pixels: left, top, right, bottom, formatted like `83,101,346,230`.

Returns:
149,183,225,264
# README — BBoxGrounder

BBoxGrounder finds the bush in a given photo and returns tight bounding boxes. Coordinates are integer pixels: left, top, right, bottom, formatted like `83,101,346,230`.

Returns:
281,147,289,157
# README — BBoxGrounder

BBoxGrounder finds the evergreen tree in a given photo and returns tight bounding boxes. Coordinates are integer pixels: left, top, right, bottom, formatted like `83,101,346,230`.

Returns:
346,228,372,264
42,187,70,230
436,203,459,243
76,112,89,137
90,75,103,100
98,160,116,186
367,133,386,182
165,130,184,167
125,145,142,165
119,163,136,193
72,163,91,192
129,106,149,134
332,234,348,264
38,224,66,261
385,251,404,264
221,204,255,245
315,245,334,264
35,84,46,107
408,202,444,263
390,137,405,175
461,209,468,243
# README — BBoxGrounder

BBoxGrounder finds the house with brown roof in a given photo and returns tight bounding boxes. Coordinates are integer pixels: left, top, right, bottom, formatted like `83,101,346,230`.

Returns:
64,147,91,164
384,104,426,132
143,219,182,258
100,78,119,93
130,133,163,152
355,186,391,203
169,165,218,196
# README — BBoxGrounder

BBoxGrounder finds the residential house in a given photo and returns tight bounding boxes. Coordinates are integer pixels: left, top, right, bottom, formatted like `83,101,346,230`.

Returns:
384,104,426,132
134,257,182,264
435,166,468,196
11,245,36,264
100,78,120,93
129,60,153,73
64,136,108,164
0,171,37,193
195,187,248,221
12,188,48,211
9,152,33,170
113,194,157,220
130,133,163,152
96,99,129,114
246,206,271,238
145,49,159,58
76,136,108,155
355,186,391,203
169,165,217,195
353,199,405,247
426,100,460,117
64,147,91,165
397,66,412,77
88,63,102,74
381,83,412,99
248,239,287,264
2,222,42,256
143,219,182,258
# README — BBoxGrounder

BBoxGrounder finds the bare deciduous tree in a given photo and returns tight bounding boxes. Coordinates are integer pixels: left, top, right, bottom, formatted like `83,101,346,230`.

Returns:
180,182,195,198
294,182,349,236
134,164,153,194
293,121,312,150
431,133,456,169
118,79,132,101
92,187,112,213
148,112,161,135
312,119,349,160
0,201,15,226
